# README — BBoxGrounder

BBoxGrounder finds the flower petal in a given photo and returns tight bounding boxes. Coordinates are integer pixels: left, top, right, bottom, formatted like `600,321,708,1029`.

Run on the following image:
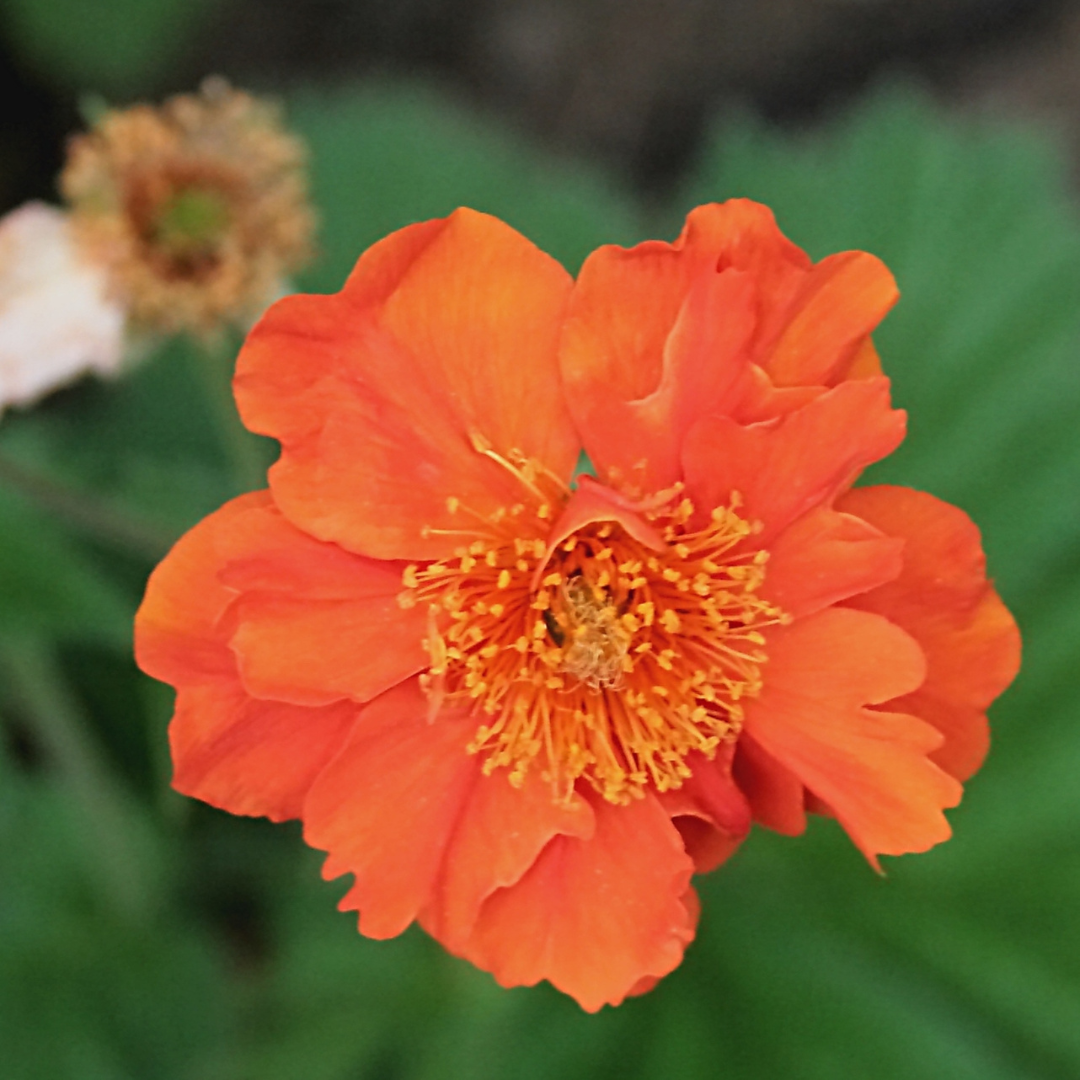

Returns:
763,506,904,620
745,608,961,864
625,886,701,1000
303,681,478,939
763,250,898,388
135,493,266,688
302,679,591,942
135,493,360,821
170,683,358,821
657,747,751,873
845,338,884,380
838,486,1021,780
682,378,905,542
533,476,666,588
560,240,697,411
558,200,895,490
685,200,811,321
458,789,695,1012
563,266,757,492
0,202,126,412
219,505,428,706
560,201,808,487
420,769,594,952
732,735,807,836
235,209,578,560
229,590,426,708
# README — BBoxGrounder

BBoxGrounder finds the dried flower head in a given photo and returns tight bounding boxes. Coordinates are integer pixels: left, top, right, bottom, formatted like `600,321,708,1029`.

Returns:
61,78,314,335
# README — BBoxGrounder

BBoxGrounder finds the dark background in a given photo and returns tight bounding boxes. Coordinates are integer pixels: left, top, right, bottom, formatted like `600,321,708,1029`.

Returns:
4,0,1080,206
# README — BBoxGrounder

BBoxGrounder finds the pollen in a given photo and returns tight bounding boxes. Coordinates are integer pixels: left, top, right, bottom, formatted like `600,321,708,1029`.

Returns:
401,477,785,805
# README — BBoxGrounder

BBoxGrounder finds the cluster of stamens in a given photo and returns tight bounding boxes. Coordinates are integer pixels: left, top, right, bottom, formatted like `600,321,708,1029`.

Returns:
398,445,787,805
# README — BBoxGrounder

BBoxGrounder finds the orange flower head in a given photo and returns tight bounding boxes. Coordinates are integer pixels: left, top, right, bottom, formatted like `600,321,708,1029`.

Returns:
135,203,1020,1012
61,77,313,335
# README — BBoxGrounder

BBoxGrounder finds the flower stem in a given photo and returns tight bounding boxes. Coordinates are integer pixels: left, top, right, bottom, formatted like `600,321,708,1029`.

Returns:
1,637,157,921
0,453,173,560
191,336,266,494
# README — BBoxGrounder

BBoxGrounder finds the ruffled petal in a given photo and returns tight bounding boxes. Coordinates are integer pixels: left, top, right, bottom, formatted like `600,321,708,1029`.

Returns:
135,493,267,687
682,378,906,542
744,608,961,865
302,679,592,942
533,476,666,588
559,200,896,490
139,489,428,710
169,683,358,821
657,746,751,873
560,240,698,411
218,502,428,706
135,493,360,821
563,266,757,492
625,887,701,999
763,251,898,388
732,735,807,836
420,769,594,952
838,486,1021,780
302,680,480,939
763,506,904,620
560,201,807,488
457,789,695,1012
235,208,578,560
733,368,825,425
684,199,811,305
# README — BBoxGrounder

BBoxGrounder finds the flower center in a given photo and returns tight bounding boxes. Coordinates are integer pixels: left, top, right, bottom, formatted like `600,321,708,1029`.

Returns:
152,186,233,263
400,478,787,805
124,162,243,281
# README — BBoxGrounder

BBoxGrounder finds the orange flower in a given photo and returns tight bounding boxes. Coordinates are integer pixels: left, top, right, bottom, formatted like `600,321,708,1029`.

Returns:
135,203,1020,1010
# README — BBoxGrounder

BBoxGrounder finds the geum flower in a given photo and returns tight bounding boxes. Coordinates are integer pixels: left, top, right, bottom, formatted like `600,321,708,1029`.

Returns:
135,202,1020,1010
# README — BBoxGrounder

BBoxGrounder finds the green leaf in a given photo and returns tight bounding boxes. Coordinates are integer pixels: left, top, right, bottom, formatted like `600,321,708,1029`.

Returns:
0,334,250,542
0,484,132,646
0,743,230,1080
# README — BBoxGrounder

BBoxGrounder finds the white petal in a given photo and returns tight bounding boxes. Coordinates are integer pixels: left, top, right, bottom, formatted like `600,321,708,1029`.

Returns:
0,202,126,411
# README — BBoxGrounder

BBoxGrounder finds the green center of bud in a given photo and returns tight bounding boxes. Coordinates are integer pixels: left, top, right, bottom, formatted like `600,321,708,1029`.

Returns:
153,186,231,260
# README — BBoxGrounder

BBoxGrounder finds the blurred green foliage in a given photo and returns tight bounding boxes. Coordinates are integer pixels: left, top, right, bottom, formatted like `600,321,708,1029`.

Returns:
290,82,645,288
0,76,1078,1079
0,0,215,95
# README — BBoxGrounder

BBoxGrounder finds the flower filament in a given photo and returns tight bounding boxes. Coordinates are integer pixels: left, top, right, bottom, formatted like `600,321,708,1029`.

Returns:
400,454,787,804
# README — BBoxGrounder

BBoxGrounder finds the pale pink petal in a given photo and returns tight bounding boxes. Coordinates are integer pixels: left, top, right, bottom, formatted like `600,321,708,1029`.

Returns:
0,203,126,411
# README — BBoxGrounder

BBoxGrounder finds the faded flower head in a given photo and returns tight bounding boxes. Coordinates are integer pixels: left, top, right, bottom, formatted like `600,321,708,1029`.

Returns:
61,78,314,335
0,202,125,412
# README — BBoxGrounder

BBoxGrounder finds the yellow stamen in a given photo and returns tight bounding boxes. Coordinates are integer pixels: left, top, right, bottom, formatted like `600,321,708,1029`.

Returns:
407,491,783,805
